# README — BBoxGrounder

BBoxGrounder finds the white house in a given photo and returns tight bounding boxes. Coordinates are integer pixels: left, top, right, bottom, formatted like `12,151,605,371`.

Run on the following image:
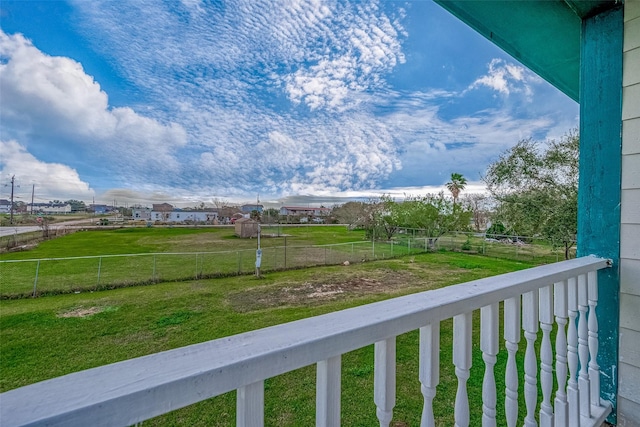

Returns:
0,199,11,213
167,210,217,223
131,207,152,221
149,209,218,223
30,203,72,214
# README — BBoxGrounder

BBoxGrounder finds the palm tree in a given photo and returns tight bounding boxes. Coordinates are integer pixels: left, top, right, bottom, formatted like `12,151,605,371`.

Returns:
446,173,467,204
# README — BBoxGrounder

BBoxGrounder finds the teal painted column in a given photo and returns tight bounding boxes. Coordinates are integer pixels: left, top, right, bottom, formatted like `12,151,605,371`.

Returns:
578,6,623,423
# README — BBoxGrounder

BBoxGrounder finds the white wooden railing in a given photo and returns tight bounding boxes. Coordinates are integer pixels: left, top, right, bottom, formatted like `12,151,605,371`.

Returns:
1,256,612,426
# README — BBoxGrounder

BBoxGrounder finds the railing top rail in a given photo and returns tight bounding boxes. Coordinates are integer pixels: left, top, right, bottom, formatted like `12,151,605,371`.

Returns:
0,256,610,427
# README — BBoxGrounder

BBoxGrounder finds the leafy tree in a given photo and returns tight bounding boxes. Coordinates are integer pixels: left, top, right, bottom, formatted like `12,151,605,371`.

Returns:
486,222,509,239
396,193,472,246
484,131,579,259
446,173,467,204
372,196,401,240
262,208,279,224
332,201,368,229
461,194,491,232
250,210,261,221
348,193,472,244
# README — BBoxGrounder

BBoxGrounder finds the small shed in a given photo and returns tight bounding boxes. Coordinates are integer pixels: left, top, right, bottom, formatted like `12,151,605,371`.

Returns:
235,218,259,238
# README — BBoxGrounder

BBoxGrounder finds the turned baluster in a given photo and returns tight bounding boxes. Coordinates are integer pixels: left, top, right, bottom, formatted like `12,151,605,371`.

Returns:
237,381,264,427
481,303,499,427
375,337,396,426
454,312,472,427
419,323,440,427
504,297,521,427
567,276,580,425
554,279,569,426
587,270,601,408
316,356,341,427
523,290,539,427
539,284,554,427
578,274,591,418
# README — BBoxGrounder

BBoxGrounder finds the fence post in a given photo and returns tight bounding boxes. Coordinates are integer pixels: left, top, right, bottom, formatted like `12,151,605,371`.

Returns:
237,251,241,274
32,260,40,297
391,241,394,257
284,237,287,269
153,255,157,282
372,230,375,259
96,256,102,287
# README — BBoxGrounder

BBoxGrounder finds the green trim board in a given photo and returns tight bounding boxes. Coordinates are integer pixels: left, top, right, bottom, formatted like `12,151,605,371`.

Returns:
578,5,623,422
435,0,619,102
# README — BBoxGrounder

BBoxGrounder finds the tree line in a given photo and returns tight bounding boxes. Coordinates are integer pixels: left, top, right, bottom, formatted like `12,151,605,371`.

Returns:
332,131,579,259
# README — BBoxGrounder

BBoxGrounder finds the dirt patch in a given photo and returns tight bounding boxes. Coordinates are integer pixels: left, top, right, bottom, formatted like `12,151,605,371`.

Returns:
58,306,104,318
228,264,465,313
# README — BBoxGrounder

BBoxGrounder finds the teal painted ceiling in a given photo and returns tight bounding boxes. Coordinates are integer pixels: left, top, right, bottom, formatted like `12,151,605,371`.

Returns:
434,0,620,101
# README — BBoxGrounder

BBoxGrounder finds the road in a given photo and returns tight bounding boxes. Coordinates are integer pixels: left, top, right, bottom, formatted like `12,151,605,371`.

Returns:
0,226,41,237
0,218,97,238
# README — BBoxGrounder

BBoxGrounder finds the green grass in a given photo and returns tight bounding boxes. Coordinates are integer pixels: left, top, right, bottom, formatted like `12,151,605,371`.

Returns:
0,225,365,260
0,227,428,298
0,226,564,298
1,251,536,426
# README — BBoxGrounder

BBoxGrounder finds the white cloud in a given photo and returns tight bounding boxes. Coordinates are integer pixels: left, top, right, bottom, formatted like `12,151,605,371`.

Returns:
280,2,406,111
0,140,95,202
0,30,187,176
468,58,541,97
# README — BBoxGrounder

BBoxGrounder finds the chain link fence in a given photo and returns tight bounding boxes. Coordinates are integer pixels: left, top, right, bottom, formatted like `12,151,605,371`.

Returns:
0,240,420,298
0,231,569,298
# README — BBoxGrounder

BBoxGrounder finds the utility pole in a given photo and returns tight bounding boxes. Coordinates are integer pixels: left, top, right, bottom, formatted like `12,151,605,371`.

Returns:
9,175,15,225
255,193,262,277
30,184,35,214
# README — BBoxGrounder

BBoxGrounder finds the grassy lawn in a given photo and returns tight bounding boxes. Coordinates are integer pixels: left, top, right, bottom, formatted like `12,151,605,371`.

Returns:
0,225,365,260
0,227,429,298
1,252,534,426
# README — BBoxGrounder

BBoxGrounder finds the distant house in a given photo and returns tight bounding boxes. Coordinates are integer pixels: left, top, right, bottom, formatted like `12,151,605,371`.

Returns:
235,217,259,238
151,203,173,221
167,210,218,223
131,207,152,221
31,203,72,214
240,204,263,213
147,204,218,224
89,204,112,215
280,206,331,217
0,199,11,213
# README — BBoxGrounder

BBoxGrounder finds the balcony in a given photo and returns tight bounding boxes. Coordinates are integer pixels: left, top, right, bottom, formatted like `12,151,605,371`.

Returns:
1,256,612,426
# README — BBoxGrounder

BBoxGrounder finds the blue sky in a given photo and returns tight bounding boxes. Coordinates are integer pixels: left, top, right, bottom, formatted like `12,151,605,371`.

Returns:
0,0,578,207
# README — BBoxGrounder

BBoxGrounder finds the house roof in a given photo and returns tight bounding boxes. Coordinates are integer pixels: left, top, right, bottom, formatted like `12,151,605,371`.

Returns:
152,203,173,211
434,0,620,102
